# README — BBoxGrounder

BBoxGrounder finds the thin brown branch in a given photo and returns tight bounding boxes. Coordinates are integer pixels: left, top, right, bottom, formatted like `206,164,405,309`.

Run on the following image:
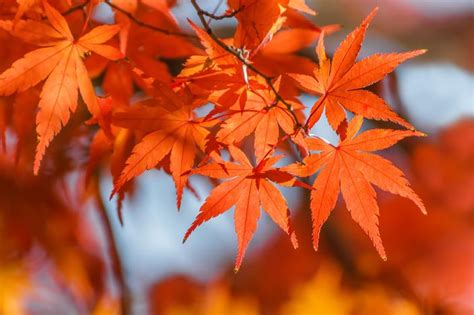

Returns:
104,0,196,38
94,176,132,315
190,0,303,131
200,5,244,21
207,0,225,25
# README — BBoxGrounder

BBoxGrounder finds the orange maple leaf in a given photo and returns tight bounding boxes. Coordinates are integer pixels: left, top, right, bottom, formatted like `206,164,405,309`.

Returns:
111,85,214,208
228,0,316,54
216,79,305,161
181,4,329,79
184,145,305,271
0,3,122,174
228,0,287,54
289,8,426,131
282,115,426,259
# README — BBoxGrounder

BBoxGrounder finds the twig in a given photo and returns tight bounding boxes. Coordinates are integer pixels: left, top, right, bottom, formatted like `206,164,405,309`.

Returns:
207,0,224,24
94,176,132,315
104,0,196,38
201,5,244,21
190,0,302,131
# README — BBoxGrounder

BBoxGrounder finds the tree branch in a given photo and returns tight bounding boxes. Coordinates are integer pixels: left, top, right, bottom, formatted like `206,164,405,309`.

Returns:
200,6,244,21
190,0,303,131
94,176,132,315
104,0,196,38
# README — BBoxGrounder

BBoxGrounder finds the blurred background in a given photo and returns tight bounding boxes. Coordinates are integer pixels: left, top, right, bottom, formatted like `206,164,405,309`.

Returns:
0,0,473,314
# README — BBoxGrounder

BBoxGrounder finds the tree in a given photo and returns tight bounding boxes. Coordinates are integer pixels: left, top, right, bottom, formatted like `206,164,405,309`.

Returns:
0,1,432,314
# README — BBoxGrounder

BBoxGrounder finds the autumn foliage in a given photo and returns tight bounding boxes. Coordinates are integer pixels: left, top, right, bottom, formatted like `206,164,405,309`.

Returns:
1,0,471,314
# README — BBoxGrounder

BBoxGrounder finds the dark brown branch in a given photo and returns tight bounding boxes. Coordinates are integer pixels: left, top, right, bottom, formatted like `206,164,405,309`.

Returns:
104,0,196,38
206,0,224,25
94,176,132,315
190,0,302,131
199,6,244,20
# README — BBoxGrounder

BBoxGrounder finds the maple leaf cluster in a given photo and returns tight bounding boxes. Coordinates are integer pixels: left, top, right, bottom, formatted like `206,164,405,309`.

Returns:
0,0,427,270
147,119,474,315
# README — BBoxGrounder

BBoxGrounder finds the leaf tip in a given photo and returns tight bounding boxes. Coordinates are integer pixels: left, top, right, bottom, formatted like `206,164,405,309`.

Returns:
109,189,116,200
420,205,428,215
417,49,428,55
234,250,245,273
176,195,183,211
312,243,319,252
416,131,428,137
182,226,193,244
290,232,299,249
183,227,193,244
312,235,321,252
376,243,387,261
33,147,45,176
364,7,379,24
